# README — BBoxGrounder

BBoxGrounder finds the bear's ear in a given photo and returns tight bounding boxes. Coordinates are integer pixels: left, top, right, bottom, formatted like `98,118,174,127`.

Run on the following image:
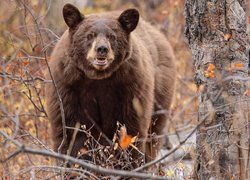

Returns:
63,3,83,29
118,9,139,33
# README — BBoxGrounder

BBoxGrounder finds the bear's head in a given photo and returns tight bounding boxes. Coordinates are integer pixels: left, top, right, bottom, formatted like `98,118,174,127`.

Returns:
62,4,139,80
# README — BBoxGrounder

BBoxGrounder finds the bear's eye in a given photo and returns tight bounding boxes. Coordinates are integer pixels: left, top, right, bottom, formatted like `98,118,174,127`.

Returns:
87,33,95,40
107,34,116,41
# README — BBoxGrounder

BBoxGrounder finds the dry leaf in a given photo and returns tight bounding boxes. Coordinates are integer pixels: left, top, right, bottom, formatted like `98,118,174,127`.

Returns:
23,60,29,66
207,63,215,71
233,62,244,69
166,169,175,177
119,125,137,150
226,62,244,71
74,164,80,168
120,134,133,149
114,143,118,150
178,162,185,169
204,63,215,78
112,132,117,143
204,71,215,78
224,33,231,41
16,51,22,58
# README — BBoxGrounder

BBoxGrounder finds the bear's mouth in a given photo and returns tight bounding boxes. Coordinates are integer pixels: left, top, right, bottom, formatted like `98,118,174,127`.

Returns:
93,57,108,66
92,57,109,70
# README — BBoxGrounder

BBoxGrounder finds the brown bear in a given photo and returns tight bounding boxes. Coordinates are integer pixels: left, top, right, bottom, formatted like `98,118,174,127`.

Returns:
45,3,176,164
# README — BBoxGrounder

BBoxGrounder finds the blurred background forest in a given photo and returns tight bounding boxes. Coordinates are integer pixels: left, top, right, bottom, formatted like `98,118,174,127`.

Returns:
0,0,249,179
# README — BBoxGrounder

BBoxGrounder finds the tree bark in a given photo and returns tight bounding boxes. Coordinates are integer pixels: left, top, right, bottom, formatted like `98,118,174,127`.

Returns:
185,0,249,179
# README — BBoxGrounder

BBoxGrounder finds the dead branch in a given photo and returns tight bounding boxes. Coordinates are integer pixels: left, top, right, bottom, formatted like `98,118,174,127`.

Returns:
0,131,168,179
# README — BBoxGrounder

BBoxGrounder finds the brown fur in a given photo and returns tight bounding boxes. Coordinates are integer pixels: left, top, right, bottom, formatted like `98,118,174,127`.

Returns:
45,4,176,163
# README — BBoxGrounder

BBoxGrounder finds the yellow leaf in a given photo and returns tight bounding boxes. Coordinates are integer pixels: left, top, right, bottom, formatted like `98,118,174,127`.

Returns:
178,162,185,169
74,164,80,168
114,143,118,150
166,169,175,177
0,127,12,135
29,127,36,136
112,132,117,143
131,136,137,143
25,120,33,127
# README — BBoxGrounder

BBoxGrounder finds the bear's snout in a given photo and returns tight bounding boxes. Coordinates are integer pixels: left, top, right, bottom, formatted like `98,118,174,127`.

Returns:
86,36,115,71
96,45,109,57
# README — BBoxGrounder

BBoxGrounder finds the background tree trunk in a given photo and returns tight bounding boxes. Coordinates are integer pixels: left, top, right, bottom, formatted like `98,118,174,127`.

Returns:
185,0,249,179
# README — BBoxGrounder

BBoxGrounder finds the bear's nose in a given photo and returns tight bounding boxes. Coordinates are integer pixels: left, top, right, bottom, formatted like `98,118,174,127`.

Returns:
96,45,109,56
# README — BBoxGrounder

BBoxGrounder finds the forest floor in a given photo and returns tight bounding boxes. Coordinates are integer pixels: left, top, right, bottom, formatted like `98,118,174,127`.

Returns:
159,128,196,179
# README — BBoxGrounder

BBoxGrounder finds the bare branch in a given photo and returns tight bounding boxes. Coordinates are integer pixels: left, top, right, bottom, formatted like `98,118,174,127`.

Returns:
0,131,168,179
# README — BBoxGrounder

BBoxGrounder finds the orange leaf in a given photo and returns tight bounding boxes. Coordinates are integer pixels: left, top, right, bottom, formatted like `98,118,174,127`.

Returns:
207,63,215,71
119,125,137,150
204,71,215,78
120,134,133,149
16,51,23,58
23,60,29,66
234,63,244,69
224,33,231,41
204,63,215,78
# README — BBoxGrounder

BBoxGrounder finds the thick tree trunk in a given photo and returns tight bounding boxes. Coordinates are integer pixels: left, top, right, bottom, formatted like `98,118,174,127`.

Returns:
185,0,249,179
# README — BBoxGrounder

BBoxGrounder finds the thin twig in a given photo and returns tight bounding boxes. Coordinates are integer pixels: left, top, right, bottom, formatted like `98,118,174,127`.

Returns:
21,1,67,153
0,131,168,179
133,113,208,172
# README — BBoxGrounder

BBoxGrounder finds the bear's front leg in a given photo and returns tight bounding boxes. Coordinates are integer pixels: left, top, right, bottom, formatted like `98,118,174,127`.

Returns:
121,96,153,166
